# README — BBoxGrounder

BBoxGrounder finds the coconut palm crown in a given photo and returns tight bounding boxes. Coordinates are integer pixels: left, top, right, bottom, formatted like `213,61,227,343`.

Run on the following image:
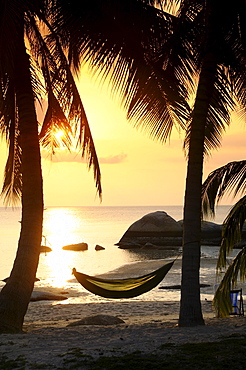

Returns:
0,0,102,202
0,0,190,333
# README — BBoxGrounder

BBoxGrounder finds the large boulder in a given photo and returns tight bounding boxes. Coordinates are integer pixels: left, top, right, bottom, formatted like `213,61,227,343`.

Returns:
116,211,182,248
178,220,223,246
116,210,246,249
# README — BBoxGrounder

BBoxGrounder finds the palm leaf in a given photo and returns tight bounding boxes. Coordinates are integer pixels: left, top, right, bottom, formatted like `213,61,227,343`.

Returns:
202,160,246,218
43,22,102,196
213,247,246,317
0,76,23,204
53,0,190,141
217,196,246,270
1,132,22,205
27,11,102,196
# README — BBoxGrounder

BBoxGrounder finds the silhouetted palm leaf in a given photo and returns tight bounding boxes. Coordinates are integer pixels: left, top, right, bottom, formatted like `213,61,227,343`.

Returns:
213,247,246,317
202,160,246,317
202,160,246,217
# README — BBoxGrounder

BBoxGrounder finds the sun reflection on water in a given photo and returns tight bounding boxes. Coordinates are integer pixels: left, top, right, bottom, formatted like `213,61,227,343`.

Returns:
38,208,87,288
37,207,174,293
40,249,76,288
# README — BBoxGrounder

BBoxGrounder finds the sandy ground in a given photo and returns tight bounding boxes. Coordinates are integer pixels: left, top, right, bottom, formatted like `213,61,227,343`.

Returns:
1,258,246,368
0,299,246,369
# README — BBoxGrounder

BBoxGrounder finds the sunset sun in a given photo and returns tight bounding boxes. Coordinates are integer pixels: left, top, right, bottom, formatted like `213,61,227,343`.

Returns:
54,129,65,141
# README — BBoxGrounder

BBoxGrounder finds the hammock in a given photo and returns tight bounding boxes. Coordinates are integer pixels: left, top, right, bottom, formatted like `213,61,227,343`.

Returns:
72,261,174,299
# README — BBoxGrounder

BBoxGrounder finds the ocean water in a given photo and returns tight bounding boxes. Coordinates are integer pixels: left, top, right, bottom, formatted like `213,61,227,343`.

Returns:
0,205,235,303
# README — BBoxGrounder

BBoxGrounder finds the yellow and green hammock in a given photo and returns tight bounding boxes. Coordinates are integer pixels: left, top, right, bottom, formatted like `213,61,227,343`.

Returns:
72,261,174,299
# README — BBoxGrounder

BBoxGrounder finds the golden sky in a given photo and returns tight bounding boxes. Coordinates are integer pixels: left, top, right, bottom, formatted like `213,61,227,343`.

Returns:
0,66,245,207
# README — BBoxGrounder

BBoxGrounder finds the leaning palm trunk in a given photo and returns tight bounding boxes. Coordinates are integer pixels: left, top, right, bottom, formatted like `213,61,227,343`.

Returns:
179,53,217,326
0,38,43,333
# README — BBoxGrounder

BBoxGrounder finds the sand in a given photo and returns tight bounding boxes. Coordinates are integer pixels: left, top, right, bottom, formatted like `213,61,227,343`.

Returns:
0,299,246,369
1,257,246,368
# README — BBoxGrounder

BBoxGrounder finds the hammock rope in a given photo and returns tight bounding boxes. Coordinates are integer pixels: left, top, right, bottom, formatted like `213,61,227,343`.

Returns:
72,260,174,299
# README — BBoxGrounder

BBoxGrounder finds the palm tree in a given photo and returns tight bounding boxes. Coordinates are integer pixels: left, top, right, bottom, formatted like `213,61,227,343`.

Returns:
55,1,246,326
0,1,188,333
202,160,246,317
72,1,246,326
0,1,102,333
102,0,246,327
172,1,246,326
123,1,246,326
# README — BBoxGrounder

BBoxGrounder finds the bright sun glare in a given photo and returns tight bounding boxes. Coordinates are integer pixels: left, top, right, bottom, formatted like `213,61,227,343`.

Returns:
39,208,82,288
54,129,65,141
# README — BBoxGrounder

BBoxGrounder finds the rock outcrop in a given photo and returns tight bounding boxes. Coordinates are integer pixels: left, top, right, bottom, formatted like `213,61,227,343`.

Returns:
115,210,245,249
178,220,223,246
116,211,182,248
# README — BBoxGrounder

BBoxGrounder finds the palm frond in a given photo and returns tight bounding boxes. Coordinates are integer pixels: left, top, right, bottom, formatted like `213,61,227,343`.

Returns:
39,90,72,152
213,247,246,317
52,0,190,141
26,12,102,196
1,134,22,205
184,64,236,156
0,75,22,204
1,103,22,205
217,196,246,270
44,23,102,196
202,160,246,217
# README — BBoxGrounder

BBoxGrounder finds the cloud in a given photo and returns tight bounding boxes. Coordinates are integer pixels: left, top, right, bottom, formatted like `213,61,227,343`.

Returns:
42,150,127,164
100,153,127,164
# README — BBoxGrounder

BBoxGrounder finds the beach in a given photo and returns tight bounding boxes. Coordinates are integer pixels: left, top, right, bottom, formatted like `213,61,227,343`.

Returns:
0,206,244,368
1,300,246,369
1,257,246,369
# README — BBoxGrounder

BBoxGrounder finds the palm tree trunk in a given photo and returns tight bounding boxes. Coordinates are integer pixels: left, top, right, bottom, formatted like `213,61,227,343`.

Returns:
0,37,43,333
179,53,217,326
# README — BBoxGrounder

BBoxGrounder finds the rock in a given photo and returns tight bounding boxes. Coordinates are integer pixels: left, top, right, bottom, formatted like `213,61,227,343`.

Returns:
67,314,125,326
116,211,182,248
95,244,105,251
116,210,246,249
178,220,223,245
30,291,68,302
141,242,159,249
118,242,143,249
40,245,52,253
62,242,88,251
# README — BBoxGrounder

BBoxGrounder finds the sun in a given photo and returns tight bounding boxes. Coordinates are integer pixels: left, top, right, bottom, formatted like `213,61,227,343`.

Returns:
54,129,65,140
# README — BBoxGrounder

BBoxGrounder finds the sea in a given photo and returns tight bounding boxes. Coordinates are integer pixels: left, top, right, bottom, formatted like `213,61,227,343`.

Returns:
0,205,238,304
